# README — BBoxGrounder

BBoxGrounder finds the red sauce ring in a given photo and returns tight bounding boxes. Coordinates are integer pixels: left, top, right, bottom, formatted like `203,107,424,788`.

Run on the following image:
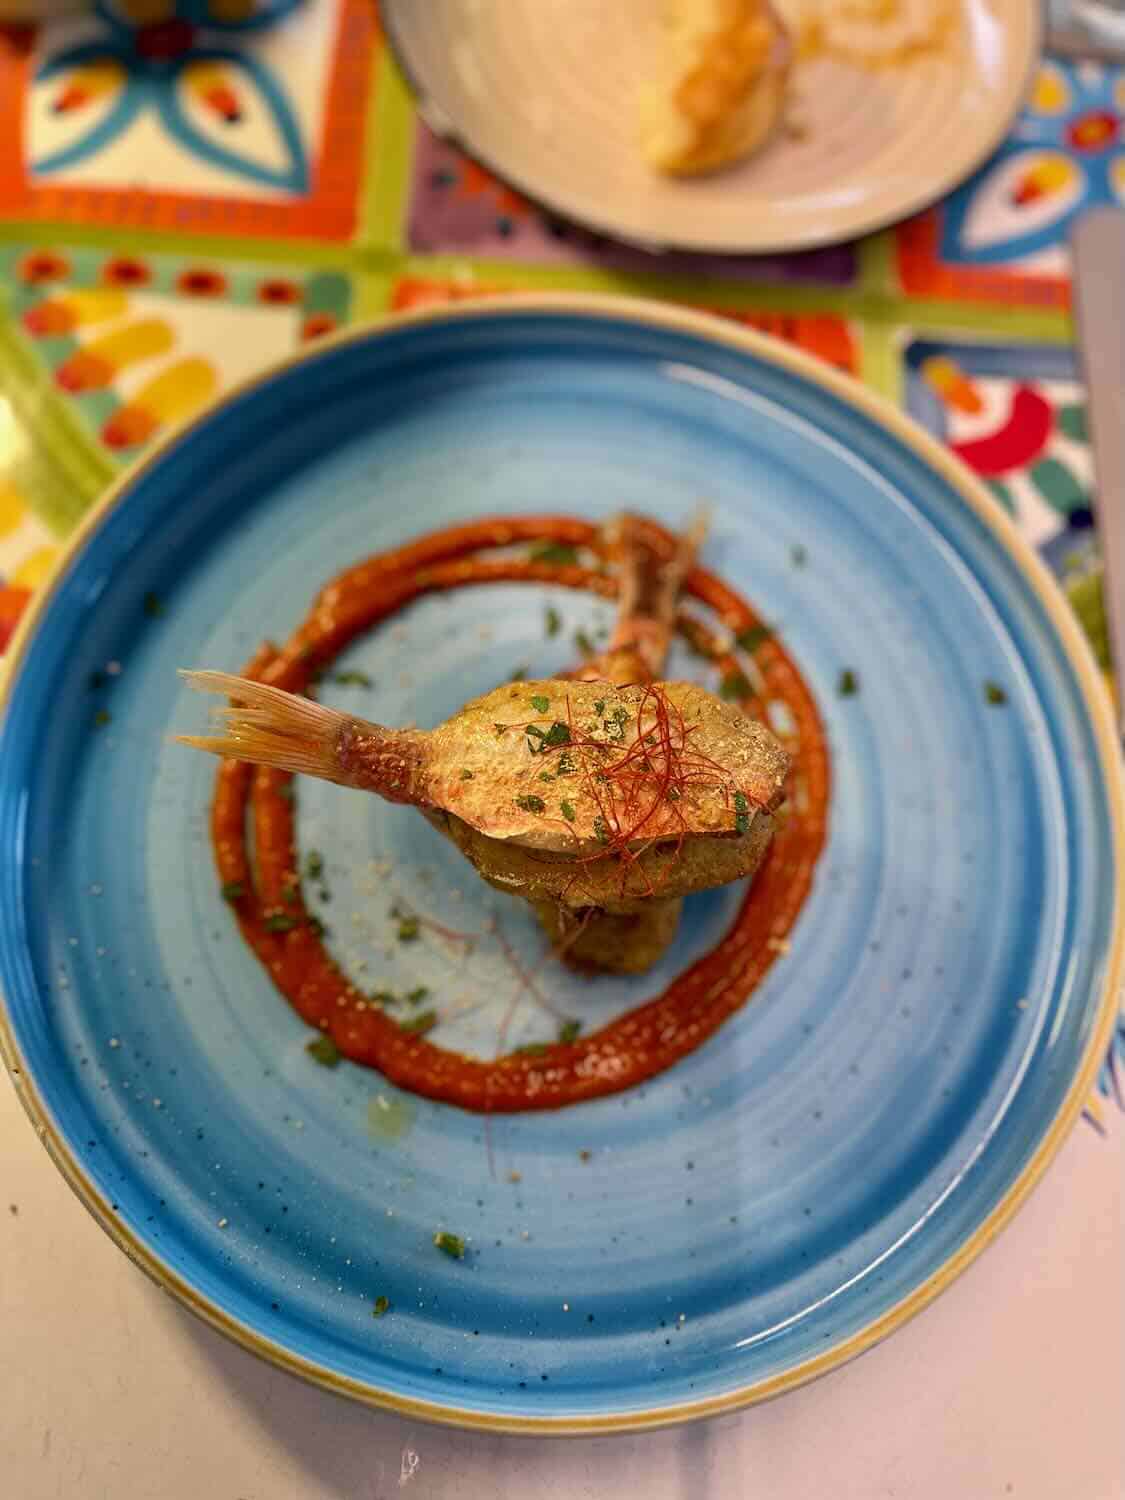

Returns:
211,516,830,1112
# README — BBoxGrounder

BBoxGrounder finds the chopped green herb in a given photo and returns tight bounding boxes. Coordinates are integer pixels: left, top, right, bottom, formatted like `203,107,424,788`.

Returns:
307,915,327,939
509,665,529,683
221,881,245,903
558,1019,582,1044
281,883,297,905
143,591,164,618
734,791,751,835
515,1041,549,1057
560,799,577,822
406,986,430,1006
539,771,554,782
529,694,550,714
604,705,630,741
93,709,111,728
666,787,681,802
277,782,295,804
493,722,509,736
332,669,372,688
396,915,420,943
318,889,331,904
306,1034,340,1068
433,1230,466,1259
515,794,546,814
529,541,579,567
838,669,859,698
372,1295,390,1318
574,629,595,658
545,605,562,637
265,913,299,933
593,815,610,846
737,623,774,654
527,720,571,754
791,544,808,567
720,671,752,702
460,768,474,780
984,680,1007,706
594,699,606,716
371,989,397,1008
400,1009,437,1035
556,751,577,775
305,851,323,880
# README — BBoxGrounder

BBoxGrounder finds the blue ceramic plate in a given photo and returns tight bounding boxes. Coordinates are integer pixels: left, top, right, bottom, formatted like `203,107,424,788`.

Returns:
1,298,1121,1433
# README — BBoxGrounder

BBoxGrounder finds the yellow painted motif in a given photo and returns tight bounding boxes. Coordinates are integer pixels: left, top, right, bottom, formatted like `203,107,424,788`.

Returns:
62,287,128,325
183,62,230,93
1012,154,1074,206
29,287,129,335
182,61,242,123
85,318,176,369
207,0,257,21
11,545,60,591
920,355,982,414
117,0,176,24
134,358,219,422
0,482,29,541
1031,63,1070,116
102,358,219,449
51,59,126,115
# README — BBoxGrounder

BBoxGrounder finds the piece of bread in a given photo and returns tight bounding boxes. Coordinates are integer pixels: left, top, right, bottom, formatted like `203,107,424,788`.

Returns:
640,0,792,176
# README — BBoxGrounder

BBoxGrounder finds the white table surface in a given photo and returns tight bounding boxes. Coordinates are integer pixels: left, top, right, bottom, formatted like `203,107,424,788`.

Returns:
2,1067,1122,1500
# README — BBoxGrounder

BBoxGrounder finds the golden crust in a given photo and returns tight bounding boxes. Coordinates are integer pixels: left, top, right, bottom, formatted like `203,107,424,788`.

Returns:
641,0,791,176
434,805,778,913
426,678,790,853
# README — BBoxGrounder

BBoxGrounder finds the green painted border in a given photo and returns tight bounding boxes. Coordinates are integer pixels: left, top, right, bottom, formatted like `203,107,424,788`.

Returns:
858,320,900,402
360,50,417,254
0,319,115,534
0,219,361,272
392,252,876,314
379,258,1073,349
857,231,894,297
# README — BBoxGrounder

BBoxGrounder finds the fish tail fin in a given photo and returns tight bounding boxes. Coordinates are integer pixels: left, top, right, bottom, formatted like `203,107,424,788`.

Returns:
176,670,362,784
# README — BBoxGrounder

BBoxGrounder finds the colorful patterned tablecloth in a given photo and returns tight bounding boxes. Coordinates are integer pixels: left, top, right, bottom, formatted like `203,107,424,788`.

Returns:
0,4,1120,1115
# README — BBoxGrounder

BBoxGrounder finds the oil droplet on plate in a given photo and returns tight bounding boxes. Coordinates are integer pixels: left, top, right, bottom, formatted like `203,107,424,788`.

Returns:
367,1092,415,1143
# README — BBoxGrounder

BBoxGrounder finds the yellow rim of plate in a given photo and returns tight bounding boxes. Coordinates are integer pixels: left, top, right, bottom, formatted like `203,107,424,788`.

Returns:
1,293,1122,1435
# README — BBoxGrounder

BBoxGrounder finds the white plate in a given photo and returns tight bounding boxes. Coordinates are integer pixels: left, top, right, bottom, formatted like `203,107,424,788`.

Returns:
383,0,1041,255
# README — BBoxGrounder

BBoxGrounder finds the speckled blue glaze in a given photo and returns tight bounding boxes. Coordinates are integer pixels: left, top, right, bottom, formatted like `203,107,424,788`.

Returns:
0,306,1117,1426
